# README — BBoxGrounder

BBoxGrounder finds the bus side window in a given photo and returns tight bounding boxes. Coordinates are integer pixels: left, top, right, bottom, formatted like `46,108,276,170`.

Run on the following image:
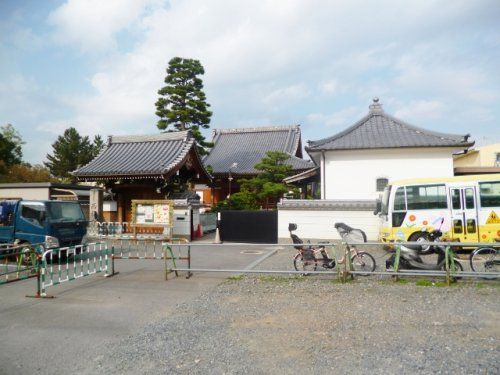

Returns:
465,188,475,209
466,219,476,233
451,189,461,209
393,187,406,211
479,181,500,207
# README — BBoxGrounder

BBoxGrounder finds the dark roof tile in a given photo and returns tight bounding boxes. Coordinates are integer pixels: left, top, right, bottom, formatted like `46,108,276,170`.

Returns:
204,125,313,175
73,131,210,180
306,100,473,152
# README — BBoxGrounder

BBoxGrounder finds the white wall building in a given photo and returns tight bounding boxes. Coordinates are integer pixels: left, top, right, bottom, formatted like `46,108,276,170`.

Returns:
278,99,473,240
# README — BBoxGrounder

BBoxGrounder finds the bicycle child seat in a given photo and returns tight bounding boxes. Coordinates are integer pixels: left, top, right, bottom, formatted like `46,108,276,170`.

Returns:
288,223,305,250
334,222,368,243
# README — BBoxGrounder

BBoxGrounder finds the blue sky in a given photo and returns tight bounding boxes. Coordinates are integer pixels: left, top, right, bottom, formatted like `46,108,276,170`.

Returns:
1,0,499,164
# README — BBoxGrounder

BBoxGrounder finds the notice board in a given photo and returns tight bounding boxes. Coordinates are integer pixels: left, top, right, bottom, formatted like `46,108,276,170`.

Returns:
131,200,173,227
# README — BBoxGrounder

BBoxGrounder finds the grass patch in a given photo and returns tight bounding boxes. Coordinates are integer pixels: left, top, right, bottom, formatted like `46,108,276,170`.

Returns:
415,279,447,287
475,281,500,289
378,278,409,285
226,274,245,282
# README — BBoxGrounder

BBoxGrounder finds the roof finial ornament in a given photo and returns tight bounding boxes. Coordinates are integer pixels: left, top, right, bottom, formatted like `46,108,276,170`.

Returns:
369,97,383,113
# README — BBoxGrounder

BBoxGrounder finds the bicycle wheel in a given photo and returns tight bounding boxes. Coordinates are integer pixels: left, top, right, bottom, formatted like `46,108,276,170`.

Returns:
293,252,318,276
350,252,376,276
470,247,499,279
440,258,463,281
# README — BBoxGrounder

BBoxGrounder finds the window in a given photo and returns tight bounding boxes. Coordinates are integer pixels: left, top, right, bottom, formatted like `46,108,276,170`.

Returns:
47,202,85,222
451,189,461,210
393,187,406,211
479,181,500,207
376,178,389,192
21,202,46,227
464,188,475,209
381,186,391,215
406,184,447,210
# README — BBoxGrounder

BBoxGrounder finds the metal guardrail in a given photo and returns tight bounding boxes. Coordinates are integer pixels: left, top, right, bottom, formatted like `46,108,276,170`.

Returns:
0,243,43,285
38,243,112,297
162,241,499,284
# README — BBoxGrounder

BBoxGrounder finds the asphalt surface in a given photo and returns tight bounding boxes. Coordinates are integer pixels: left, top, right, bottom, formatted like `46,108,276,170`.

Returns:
0,237,265,375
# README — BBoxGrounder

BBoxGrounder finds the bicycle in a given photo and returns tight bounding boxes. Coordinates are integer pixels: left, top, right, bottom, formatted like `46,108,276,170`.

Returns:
289,222,376,276
334,222,376,276
469,240,499,279
289,223,335,275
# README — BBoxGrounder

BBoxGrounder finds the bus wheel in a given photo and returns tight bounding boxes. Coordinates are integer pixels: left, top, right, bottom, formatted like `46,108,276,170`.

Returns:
408,232,433,254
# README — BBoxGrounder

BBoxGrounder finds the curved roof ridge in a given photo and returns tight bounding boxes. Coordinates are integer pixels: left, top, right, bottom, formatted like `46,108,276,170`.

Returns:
73,130,212,180
382,112,467,142
111,130,190,144
214,125,300,135
307,113,373,148
160,136,195,174
306,100,474,152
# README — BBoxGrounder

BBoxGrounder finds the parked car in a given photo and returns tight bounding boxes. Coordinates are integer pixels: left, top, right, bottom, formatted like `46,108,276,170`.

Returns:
0,200,87,250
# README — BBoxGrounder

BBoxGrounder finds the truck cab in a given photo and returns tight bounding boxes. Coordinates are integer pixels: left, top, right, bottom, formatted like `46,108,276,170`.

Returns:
0,200,87,249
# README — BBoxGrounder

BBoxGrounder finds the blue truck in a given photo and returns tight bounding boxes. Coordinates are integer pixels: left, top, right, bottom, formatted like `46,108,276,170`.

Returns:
0,200,87,249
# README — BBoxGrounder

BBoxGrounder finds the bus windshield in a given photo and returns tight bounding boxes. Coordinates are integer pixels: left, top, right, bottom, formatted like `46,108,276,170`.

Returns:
381,185,391,215
46,202,85,222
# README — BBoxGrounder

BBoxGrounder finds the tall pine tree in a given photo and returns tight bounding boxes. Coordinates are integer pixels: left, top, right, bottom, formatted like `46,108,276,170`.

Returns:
44,127,104,182
155,57,212,154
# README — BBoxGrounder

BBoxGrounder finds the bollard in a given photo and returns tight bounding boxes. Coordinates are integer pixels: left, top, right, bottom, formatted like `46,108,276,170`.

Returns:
213,228,222,244
186,245,192,279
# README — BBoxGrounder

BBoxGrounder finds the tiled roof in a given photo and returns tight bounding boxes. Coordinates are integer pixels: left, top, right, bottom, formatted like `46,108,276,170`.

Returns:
306,99,474,152
278,199,376,211
73,131,210,180
204,125,313,175
283,167,320,184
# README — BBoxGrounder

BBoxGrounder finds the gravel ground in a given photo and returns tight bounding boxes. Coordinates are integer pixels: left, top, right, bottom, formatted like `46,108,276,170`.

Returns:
79,271,499,374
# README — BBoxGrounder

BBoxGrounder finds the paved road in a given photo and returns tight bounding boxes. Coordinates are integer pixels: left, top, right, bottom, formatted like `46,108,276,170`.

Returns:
0,239,268,375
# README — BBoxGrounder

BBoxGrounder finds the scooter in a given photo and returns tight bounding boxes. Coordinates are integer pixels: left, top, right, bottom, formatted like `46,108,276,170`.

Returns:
385,219,463,272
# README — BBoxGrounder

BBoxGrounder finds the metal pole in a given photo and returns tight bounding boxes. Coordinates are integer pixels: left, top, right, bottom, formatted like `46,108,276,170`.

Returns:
445,245,452,286
36,255,41,297
342,241,348,283
394,244,401,282
187,245,192,279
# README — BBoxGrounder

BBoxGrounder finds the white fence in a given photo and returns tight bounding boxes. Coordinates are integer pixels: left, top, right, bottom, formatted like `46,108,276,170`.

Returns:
278,199,380,241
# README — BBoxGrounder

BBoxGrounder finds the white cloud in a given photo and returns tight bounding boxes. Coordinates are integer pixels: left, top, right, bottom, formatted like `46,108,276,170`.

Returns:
394,45,499,104
263,84,311,105
7,0,496,163
394,100,447,122
306,107,362,129
48,0,162,52
319,80,338,95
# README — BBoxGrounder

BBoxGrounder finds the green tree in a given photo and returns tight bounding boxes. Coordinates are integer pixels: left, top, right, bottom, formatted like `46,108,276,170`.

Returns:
155,57,213,154
218,151,298,210
0,124,24,166
44,127,104,182
92,135,105,156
